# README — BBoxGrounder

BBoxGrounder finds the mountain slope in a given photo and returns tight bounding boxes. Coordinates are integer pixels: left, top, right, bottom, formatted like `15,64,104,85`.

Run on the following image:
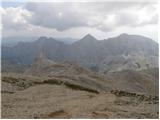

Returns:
24,54,109,92
22,54,159,95
105,68,159,95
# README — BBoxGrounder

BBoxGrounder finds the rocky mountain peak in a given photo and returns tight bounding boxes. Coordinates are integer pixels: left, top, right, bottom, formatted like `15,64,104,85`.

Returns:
119,33,129,36
81,34,97,41
117,33,130,39
38,36,48,41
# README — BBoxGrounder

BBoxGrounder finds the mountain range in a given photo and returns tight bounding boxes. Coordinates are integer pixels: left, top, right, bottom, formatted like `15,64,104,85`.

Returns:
2,33,158,73
2,36,77,47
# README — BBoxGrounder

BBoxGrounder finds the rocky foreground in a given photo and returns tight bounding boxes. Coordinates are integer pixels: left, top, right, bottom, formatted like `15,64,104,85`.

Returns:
1,74,159,119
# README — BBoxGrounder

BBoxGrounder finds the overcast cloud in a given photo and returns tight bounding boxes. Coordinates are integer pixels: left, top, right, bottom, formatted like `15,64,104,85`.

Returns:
1,1,158,40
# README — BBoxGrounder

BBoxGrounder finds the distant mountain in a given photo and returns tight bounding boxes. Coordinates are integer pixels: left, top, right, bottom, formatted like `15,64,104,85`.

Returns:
2,36,77,47
67,34,101,66
2,36,38,47
55,37,78,44
97,34,158,72
2,36,67,65
2,33,158,72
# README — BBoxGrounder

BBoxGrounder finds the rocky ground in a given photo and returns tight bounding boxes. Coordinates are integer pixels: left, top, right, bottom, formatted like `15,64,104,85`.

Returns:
1,81,159,119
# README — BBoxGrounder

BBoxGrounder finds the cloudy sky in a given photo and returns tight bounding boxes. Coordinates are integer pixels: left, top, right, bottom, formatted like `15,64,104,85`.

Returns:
1,1,158,41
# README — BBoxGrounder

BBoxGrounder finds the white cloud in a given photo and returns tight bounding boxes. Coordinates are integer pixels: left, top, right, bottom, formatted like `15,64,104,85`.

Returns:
1,2,158,40
25,2,90,31
24,2,158,31
1,7,32,30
